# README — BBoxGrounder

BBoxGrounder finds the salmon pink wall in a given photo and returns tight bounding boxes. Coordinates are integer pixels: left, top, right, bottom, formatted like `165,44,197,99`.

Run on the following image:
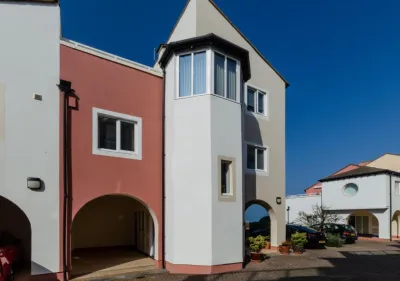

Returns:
60,45,163,261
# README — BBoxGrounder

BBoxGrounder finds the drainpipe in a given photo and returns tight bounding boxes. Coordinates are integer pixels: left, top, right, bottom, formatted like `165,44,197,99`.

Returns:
390,173,393,241
161,68,166,269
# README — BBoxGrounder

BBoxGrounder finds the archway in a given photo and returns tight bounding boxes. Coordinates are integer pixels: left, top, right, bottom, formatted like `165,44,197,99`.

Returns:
244,200,277,248
347,210,379,237
70,194,158,279
392,211,400,238
0,196,31,273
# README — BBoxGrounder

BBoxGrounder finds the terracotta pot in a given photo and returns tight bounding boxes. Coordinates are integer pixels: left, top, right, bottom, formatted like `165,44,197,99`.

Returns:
264,242,271,249
293,245,305,254
250,252,262,263
279,245,290,255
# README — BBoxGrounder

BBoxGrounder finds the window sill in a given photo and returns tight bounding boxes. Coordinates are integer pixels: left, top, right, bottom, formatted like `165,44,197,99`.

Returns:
246,169,269,176
245,110,269,120
93,148,142,160
175,92,240,104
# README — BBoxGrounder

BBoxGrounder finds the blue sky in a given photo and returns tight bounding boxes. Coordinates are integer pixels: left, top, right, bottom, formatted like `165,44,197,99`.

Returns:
61,0,400,222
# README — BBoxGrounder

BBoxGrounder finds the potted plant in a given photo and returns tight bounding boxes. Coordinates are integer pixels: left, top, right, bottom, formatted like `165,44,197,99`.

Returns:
291,232,307,254
264,235,271,249
248,235,265,262
279,240,291,255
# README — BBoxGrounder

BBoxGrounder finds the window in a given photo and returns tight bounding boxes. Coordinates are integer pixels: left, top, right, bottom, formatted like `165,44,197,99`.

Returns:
343,183,358,196
218,156,236,201
214,53,238,101
395,181,400,195
247,86,268,116
93,108,142,160
247,144,267,173
179,51,207,97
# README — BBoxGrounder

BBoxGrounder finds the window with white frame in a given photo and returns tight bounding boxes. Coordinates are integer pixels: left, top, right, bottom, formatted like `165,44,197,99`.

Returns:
177,50,240,101
247,86,268,116
395,181,400,195
247,144,267,172
221,160,232,195
92,108,142,160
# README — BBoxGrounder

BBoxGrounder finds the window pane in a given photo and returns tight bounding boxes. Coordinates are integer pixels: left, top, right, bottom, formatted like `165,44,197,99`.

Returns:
247,87,255,112
179,54,192,97
120,121,135,152
247,146,255,169
257,149,264,170
214,53,225,96
258,91,265,114
227,58,236,100
98,116,116,150
221,161,231,194
193,52,206,95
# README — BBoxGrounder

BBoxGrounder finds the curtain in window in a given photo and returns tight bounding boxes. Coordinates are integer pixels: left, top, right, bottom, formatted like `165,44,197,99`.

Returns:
214,53,225,96
247,87,255,112
179,54,192,97
258,91,265,114
227,58,237,100
193,52,206,94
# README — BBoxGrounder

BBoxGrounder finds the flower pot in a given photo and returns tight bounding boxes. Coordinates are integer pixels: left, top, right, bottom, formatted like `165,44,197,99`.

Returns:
279,245,290,255
293,244,305,254
250,252,262,263
264,241,271,250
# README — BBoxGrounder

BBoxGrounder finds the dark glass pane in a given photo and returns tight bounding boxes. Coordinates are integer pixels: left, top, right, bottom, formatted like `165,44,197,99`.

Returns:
214,53,225,96
120,121,135,152
258,91,265,114
221,162,229,194
257,149,264,170
247,146,255,169
247,87,255,112
227,58,236,100
98,116,116,150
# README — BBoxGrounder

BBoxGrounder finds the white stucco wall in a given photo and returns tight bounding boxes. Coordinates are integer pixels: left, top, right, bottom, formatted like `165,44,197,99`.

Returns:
285,194,321,224
0,2,60,274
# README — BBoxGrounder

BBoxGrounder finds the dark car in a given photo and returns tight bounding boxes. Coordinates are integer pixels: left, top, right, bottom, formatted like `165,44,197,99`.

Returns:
286,224,326,248
311,223,358,243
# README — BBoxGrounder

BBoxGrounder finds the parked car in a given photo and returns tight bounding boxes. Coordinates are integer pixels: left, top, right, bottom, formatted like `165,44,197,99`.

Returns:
286,224,326,248
311,223,358,243
0,232,24,281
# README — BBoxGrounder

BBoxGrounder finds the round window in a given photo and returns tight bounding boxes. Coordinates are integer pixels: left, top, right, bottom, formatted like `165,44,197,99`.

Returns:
343,183,358,196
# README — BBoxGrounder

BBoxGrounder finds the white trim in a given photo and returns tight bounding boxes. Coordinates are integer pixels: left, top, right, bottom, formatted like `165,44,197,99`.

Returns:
60,38,163,77
245,83,270,120
245,141,269,176
92,107,142,160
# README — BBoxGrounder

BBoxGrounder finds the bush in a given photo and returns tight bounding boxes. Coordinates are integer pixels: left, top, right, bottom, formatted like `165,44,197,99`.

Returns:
248,235,266,252
281,240,292,247
325,233,343,247
291,232,307,246
264,235,271,241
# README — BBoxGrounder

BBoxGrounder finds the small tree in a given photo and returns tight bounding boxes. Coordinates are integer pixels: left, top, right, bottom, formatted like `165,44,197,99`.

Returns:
295,204,342,230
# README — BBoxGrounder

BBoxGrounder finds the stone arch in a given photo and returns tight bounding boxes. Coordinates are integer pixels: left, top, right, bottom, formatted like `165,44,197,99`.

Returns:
70,194,159,278
0,195,31,272
347,210,379,237
245,199,278,246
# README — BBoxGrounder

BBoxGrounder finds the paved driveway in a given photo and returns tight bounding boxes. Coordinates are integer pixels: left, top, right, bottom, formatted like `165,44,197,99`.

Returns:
116,240,400,281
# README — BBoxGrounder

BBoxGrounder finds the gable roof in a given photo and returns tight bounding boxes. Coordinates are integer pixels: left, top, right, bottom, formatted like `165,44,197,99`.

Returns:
164,0,289,88
319,166,400,182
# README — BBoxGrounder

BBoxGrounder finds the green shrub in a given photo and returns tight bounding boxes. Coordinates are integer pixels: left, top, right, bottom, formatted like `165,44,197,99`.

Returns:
291,232,307,246
325,233,343,247
248,235,266,252
264,235,271,241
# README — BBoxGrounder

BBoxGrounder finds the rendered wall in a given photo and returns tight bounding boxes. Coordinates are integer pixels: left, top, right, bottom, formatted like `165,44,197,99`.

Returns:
285,195,321,224
0,2,61,274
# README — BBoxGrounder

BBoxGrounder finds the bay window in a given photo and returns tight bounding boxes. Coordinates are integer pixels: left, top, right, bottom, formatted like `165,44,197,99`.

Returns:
179,52,207,97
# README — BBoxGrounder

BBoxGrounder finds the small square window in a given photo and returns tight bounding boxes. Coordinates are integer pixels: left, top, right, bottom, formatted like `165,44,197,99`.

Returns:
395,181,400,195
218,156,236,202
247,144,268,173
93,108,142,160
247,86,268,117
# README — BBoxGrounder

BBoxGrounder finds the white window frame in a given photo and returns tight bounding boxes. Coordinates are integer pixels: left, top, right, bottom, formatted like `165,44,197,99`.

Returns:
245,84,269,118
245,142,269,175
175,48,241,103
395,181,400,195
92,107,142,160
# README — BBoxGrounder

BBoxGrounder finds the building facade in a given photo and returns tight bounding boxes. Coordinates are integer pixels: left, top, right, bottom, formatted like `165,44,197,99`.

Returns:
0,0,287,280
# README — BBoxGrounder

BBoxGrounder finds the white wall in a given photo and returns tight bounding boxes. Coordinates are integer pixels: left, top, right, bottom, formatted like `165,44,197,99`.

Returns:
286,194,321,224
322,175,389,210
0,2,60,275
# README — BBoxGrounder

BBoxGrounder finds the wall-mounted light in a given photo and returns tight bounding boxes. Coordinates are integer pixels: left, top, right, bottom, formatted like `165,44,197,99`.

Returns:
27,177,41,190
276,197,282,205
287,206,290,211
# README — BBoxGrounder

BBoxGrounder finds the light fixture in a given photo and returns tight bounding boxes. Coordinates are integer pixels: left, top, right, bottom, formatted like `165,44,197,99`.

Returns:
287,206,290,211
276,197,282,205
27,177,41,190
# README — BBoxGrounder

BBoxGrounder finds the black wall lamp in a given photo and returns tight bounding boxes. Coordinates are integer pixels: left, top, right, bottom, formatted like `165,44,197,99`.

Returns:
27,177,42,190
276,197,282,205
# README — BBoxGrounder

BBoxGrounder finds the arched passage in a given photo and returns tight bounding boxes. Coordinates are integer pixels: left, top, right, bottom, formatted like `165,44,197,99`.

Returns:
0,196,31,273
392,211,400,238
347,210,379,237
70,194,158,278
244,200,277,247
